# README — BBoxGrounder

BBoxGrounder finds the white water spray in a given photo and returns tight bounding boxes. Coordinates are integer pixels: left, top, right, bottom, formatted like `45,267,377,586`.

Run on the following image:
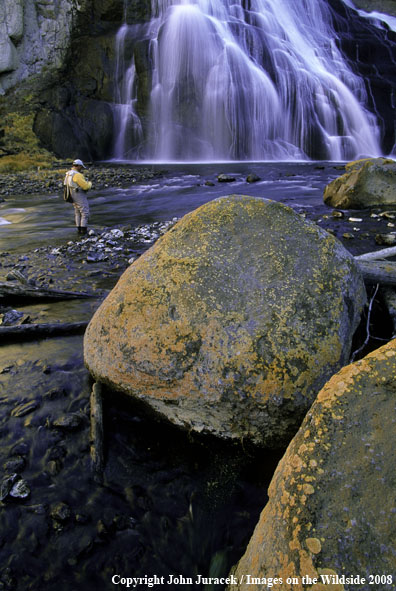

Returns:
113,0,381,161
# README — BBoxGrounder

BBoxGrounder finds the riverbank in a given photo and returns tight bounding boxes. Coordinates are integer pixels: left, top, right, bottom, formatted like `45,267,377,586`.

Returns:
0,163,167,198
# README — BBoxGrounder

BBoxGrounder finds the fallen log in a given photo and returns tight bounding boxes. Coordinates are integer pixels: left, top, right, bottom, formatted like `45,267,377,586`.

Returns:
0,281,94,302
356,260,396,287
0,321,88,342
90,381,104,483
355,245,396,261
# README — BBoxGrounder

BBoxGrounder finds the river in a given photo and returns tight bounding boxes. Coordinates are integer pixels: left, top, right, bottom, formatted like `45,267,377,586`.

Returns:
0,162,347,254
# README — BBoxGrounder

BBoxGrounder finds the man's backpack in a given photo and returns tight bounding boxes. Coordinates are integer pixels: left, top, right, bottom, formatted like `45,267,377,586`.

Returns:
63,183,73,203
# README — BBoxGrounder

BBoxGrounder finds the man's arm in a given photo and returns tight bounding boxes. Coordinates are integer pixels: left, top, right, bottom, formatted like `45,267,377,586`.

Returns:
73,172,92,191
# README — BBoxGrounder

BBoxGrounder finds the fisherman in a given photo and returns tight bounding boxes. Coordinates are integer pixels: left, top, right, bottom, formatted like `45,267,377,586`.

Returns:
64,159,92,234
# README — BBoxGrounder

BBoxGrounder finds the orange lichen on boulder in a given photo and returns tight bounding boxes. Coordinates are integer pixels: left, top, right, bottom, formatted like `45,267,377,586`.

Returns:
229,339,396,590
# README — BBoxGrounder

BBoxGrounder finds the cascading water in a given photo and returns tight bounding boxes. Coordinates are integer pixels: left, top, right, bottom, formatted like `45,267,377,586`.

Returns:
112,23,144,159
112,0,381,161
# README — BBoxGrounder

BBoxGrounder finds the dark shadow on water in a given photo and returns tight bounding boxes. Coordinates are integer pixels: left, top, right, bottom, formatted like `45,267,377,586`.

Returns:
100,388,284,590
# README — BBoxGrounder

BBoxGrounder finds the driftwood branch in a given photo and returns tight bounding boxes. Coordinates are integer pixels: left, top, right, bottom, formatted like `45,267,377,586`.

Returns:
351,284,379,362
0,281,94,302
0,321,88,342
90,381,104,482
380,288,396,336
356,260,396,287
355,246,396,261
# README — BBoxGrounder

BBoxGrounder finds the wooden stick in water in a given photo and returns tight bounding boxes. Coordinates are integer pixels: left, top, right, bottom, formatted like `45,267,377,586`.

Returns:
90,381,104,482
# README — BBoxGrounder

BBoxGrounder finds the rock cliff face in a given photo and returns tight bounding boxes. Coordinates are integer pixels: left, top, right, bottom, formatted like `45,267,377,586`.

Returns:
329,0,396,155
1,0,396,160
0,0,75,94
0,0,144,161
353,0,396,16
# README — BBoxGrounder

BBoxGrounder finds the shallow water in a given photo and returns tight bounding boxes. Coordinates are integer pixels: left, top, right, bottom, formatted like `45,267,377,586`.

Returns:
0,162,344,254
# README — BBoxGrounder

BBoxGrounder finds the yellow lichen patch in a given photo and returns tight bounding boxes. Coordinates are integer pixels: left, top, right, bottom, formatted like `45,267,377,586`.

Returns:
345,157,394,172
303,483,315,495
305,537,322,554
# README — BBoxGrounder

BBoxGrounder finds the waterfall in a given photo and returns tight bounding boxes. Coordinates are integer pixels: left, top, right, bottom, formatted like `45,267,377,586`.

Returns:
112,23,144,159
112,0,381,161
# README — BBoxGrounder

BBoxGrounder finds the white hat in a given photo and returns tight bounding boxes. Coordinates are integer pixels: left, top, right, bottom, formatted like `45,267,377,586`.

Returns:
73,159,86,168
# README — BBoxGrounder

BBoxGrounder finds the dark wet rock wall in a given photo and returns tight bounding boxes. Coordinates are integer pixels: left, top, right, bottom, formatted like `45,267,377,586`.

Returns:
328,0,396,155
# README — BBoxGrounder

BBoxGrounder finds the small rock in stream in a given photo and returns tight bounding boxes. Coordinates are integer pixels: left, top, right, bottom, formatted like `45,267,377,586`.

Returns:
375,233,396,245
0,309,30,326
217,173,236,182
11,400,40,418
52,413,83,430
0,474,18,501
50,502,72,522
246,173,261,183
9,479,30,499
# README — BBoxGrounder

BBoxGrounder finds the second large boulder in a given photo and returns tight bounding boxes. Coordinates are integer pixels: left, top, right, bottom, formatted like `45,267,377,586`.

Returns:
84,195,366,447
230,338,396,590
324,157,396,209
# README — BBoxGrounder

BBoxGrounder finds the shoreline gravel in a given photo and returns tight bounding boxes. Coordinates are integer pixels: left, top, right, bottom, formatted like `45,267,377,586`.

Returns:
0,164,167,198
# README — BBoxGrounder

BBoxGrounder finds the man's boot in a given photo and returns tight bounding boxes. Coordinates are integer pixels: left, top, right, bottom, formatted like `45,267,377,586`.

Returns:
80,227,87,235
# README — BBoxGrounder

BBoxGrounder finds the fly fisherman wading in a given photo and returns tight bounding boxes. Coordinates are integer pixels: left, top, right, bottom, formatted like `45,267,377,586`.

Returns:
64,159,93,234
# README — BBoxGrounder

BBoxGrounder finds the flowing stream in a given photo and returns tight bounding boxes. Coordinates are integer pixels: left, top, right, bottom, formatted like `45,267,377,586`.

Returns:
112,0,381,161
0,162,343,254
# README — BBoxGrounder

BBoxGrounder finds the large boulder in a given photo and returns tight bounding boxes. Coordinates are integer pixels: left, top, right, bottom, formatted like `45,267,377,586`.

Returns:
323,157,396,209
84,195,366,448
230,338,396,590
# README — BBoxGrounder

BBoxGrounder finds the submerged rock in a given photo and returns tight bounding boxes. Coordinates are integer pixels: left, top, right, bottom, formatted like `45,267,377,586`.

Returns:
52,413,83,430
0,473,18,501
246,174,261,183
50,502,72,522
230,338,396,590
11,400,40,418
9,479,30,499
324,157,396,209
84,195,366,447
217,174,236,182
